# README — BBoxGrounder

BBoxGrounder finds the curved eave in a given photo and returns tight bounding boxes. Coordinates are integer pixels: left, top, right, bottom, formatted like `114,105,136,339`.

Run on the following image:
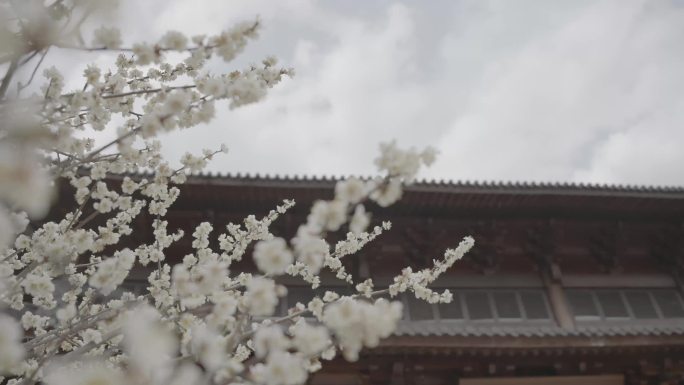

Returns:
158,174,684,219
377,333,684,351
182,172,684,198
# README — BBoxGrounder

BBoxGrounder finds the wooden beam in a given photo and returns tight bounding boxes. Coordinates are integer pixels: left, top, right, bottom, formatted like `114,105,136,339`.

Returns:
377,335,684,349
460,374,624,385
563,274,675,288
310,373,362,385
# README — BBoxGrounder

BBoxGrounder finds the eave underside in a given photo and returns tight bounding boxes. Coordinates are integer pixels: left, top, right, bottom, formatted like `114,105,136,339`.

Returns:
313,336,684,385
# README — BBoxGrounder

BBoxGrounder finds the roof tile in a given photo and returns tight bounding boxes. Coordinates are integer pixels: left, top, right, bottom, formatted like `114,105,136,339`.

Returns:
393,320,684,338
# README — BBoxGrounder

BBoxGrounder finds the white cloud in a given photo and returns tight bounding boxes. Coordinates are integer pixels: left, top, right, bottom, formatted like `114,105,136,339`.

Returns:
427,0,684,184
157,2,432,177
36,0,684,185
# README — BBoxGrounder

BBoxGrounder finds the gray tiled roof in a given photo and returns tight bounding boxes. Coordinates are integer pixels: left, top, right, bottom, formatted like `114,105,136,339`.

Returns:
184,172,684,196
393,320,684,338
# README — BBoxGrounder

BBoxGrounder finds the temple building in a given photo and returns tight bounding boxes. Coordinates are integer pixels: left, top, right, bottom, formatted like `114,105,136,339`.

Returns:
59,174,684,385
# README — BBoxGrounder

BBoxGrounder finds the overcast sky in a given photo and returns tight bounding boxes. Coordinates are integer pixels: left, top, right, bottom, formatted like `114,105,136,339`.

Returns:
63,0,684,185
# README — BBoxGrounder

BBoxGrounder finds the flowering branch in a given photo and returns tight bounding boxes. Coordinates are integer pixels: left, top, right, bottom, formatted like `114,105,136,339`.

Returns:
0,2,473,385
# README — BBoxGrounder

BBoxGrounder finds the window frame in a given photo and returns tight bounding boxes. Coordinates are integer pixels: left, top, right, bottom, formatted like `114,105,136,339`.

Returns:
567,288,684,321
406,288,554,323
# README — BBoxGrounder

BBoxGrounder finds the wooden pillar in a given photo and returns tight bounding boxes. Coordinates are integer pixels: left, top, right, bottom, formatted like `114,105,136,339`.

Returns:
652,222,684,299
391,362,405,385
542,270,575,330
527,221,575,330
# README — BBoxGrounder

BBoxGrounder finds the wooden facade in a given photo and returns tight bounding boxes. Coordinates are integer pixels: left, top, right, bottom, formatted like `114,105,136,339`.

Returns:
54,174,684,384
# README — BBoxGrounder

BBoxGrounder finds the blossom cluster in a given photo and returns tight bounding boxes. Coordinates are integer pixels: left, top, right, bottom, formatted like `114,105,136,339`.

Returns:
0,3,473,385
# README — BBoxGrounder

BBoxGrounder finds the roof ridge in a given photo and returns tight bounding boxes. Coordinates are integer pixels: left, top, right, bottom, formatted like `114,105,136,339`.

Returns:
182,171,684,194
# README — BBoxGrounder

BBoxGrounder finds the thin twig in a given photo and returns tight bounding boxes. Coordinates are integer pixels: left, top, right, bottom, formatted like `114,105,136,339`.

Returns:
17,48,51,95
18,50,40,66
81,126,140,163
0,57,19,99
239,288,391,341
101,84,195,99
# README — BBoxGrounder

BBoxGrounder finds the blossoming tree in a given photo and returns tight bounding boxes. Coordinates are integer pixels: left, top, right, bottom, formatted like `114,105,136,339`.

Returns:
0,2,473,385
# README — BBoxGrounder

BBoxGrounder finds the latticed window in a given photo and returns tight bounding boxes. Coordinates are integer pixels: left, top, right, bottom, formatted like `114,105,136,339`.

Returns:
281,287,552,322
567,289,684,320
410,289,552,322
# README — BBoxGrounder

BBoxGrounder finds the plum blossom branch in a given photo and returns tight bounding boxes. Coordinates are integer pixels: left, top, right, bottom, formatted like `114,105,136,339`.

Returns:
0,3,473,385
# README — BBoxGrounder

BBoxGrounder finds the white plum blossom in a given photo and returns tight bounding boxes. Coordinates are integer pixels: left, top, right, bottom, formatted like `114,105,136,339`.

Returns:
46,361,125,385
389,236,475,301
290,319,330,356
211,292,238,320
211,21,259,62
335,177,367,204
252,351,307,385
245,277,280,316
349,205,370,235
323,298,403,361
168,364,203,385
291,232,328,274
374,140,422,182
0,315,24,373
194,259,229,294
254,325,289,358
21,311,49,332
253,237,294,275
308,200,347,232
199,76,227,97
89,248,136,295
21,272,55,306
132,42,157,65
369,178,403,207
227,73,269,108
163,90,192,115
141,113,163,137
0,142,53,217
355,279,374,298
188,324,226,371
180,152,207,173
123,305,177,376
0,207,16,248
83,65,101,84
92,26,122,48
323,291,340,302
56,302,76,325
160,30,188,50
420,146,439,166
